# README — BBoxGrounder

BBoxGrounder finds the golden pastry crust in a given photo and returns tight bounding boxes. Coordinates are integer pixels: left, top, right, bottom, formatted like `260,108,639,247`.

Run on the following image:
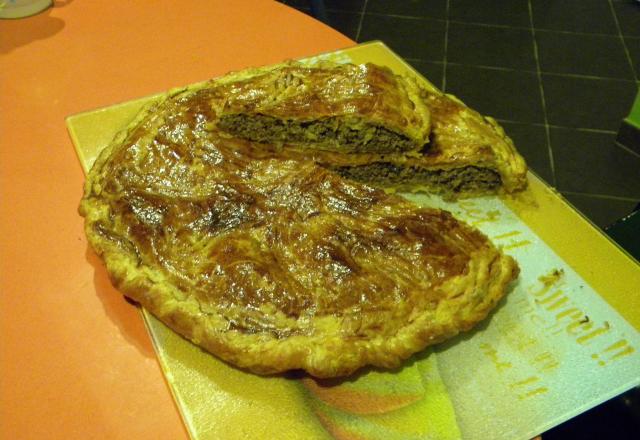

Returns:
79,84,519,378
210,61,431,153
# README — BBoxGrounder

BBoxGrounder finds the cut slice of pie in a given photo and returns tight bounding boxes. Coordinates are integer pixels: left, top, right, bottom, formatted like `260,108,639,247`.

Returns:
212,62,431,154
212,62,527,197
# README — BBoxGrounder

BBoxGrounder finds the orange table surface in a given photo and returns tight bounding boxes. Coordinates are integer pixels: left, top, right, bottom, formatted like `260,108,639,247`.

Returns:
0,2,352,438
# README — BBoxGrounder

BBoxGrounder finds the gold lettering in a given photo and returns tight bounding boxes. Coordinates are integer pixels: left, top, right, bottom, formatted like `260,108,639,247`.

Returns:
537,290,564,305
591,353,606,367
510,376,548,399
531,269,565,296
510,376,539,388
493,231,521,240
591,340,635,367
533,352,560,372
605,339,635,360
504,240,532,250
480,343,513,372
519,387,549,400
516,336,537,351
471,210,501,226
544,320,564,335
576,325,611,345
556,308,584,323
545,296,570,311
530,283,554,298
567,320,593,336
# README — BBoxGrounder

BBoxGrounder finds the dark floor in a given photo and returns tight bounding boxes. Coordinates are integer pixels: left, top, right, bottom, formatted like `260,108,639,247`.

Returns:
280,0,640,231
279,1,640,438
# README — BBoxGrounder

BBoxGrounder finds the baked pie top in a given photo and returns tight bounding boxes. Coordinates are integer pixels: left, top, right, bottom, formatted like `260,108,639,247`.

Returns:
79,85,519,377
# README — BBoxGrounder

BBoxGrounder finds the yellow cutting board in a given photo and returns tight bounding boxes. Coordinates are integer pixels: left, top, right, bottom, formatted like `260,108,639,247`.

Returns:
68,41,640,440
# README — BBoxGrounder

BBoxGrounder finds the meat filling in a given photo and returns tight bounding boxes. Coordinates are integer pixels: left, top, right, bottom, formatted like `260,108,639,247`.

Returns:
218,113,417,153
333,163,502,194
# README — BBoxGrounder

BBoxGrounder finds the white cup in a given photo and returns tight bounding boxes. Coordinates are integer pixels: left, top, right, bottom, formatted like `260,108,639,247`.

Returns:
0,0,53,19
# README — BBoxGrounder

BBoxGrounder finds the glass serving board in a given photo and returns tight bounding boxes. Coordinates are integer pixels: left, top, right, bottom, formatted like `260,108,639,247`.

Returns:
67,41,640,440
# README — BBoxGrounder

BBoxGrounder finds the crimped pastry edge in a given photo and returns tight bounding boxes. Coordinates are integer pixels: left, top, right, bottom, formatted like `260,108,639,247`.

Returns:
82,195,518,378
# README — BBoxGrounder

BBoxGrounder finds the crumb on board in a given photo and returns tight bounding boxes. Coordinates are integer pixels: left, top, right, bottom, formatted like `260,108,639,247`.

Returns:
538,268,565,287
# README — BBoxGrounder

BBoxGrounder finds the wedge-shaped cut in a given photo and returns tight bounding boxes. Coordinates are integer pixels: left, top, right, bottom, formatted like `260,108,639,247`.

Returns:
211,62,527,197
213,62,431,154
80,90,519,378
